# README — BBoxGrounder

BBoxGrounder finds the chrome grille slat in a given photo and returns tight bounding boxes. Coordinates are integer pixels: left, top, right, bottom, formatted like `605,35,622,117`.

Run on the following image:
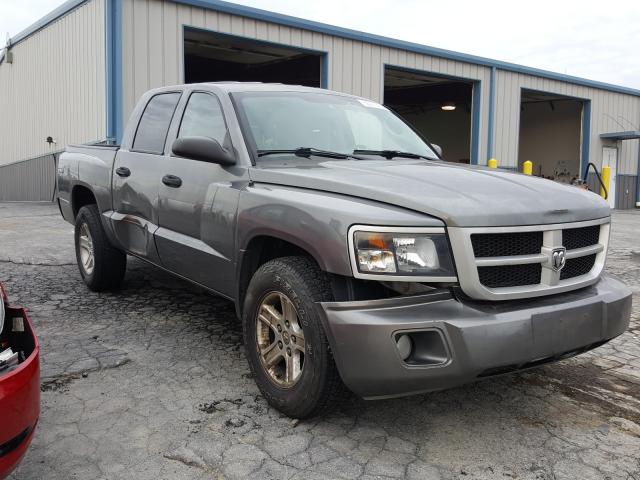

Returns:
474,253,547,267
448,218,610,301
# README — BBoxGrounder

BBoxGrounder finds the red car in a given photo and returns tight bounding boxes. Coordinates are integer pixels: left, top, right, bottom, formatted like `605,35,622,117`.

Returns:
0,283,39,480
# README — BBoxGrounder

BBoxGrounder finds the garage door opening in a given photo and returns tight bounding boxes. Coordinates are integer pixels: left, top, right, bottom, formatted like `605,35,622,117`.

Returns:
518,90,584,183
383,67,474,163
184,28,324,87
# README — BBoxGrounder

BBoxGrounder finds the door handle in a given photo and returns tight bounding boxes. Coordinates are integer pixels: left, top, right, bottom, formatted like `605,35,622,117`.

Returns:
162,174,182,188
115,167,131,177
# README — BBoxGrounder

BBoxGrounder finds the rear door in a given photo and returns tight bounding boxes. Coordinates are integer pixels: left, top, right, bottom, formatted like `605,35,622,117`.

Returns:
111,91,182,260
155,90,244,296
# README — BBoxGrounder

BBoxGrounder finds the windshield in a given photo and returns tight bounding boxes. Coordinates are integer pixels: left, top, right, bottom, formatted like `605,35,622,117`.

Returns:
233,91,437,160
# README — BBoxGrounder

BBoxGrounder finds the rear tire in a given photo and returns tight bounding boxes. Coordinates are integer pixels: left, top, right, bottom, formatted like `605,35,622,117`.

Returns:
242,256,345,418
74,204,126,291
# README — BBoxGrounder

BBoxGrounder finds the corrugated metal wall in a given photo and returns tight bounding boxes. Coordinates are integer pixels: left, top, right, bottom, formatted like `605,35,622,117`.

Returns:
120,0,491,163
120,0,640,178
0,0,106,168
0,153,58,201
493,71,640,174
616,176,637,209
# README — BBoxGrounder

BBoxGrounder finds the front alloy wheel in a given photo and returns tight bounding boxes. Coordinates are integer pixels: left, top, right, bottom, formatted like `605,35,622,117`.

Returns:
242,256,346,418
256,292,306,387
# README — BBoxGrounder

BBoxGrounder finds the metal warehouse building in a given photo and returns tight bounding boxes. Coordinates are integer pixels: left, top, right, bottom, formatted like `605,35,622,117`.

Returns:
1,0,640,208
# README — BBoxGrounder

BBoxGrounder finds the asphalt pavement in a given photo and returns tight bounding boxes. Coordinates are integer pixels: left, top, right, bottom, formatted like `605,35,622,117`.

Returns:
2,202,639,480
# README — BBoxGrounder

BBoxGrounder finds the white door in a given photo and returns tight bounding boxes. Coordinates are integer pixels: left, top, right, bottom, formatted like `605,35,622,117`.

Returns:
602,147,617,208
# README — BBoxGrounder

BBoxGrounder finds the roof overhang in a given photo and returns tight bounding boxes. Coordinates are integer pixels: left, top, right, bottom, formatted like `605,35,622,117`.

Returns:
600,131,640,141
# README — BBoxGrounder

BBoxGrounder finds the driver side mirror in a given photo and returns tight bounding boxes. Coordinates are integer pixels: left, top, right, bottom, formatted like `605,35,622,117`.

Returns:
431,144,443,157
172,136,235,166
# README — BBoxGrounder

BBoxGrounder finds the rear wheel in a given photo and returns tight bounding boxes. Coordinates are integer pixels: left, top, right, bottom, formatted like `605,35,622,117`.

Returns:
242,256,345,418
74,204,126,291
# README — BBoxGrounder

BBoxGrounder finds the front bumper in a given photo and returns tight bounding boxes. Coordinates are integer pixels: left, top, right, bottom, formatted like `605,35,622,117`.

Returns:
0,288,40,480
320,274,632,399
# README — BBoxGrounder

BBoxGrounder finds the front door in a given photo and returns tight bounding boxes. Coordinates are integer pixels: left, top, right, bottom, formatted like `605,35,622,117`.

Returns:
155,91,241,297
111,91,182,259
602,146,617,208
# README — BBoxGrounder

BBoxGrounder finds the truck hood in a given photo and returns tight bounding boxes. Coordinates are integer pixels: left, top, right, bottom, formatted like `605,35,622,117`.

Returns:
248,159,610,227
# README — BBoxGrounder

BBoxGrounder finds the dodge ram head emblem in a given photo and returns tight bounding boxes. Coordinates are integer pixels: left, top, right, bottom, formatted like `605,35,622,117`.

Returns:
551,247,567,271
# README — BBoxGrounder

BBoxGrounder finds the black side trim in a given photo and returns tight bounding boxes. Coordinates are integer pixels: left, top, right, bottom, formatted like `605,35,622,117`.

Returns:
0,425,33,458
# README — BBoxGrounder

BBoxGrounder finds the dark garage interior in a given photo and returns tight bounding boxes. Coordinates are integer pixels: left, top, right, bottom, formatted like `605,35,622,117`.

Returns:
383,67,473,163
518,90,583,182
183,28,323,87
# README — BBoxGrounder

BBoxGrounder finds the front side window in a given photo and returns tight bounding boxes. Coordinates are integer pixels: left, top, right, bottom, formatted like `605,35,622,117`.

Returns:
233,91,437,159
132,92,181,154
178,92,228,145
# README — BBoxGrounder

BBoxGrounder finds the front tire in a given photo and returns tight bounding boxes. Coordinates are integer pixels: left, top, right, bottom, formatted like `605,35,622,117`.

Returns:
74,204,126,291
242,256,345,418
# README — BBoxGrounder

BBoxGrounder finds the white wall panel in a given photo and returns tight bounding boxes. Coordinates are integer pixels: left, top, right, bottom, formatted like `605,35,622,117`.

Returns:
0,0,106,166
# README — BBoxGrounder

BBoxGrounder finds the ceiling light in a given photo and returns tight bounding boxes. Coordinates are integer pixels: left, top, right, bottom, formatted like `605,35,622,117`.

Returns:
441,103,456,111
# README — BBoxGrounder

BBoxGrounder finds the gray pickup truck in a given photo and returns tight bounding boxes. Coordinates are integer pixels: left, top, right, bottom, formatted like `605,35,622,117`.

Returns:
57,83,632,418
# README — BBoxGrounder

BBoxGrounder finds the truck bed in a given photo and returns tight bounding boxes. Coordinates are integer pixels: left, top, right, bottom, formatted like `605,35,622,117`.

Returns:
57,143,121,221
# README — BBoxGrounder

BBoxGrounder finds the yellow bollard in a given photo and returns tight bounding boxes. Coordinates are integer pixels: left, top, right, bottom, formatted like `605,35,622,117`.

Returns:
600,166,610,199
523,160,533,175
488,158,498,169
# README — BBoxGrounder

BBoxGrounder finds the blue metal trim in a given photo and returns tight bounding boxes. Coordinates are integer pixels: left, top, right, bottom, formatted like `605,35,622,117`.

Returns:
105,0,123,143
181,26,186,82
105,0,114,142
168,0,640,98
470,80,481,165
113,0,123,142
636,142,640,205
321,53,329,89
600,131,640,140
581,100,592,174
487,67,496,160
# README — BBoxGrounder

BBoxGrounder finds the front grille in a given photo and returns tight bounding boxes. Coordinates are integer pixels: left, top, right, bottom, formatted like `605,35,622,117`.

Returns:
462,222,605,293
471,232,543,257
560,254,596,280
562,225,600,250
477,263,542,288
450,220,608,300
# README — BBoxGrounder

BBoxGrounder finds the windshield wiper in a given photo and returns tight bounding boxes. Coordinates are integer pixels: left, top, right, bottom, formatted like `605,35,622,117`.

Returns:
353,149,436,160
257,147,362,160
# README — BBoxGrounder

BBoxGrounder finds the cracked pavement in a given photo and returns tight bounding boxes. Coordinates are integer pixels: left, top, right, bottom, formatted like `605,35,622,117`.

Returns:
1,202,639,480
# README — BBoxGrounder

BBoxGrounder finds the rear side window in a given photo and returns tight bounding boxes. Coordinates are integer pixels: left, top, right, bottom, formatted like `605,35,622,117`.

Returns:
132,92,181,154
178,92,228,144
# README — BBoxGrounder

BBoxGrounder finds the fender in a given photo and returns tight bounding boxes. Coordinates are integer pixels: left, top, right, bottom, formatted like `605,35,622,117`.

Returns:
236,182,444,277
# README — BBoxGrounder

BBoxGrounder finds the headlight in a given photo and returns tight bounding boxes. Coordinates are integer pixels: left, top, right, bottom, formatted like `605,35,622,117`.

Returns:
349,226,456,281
